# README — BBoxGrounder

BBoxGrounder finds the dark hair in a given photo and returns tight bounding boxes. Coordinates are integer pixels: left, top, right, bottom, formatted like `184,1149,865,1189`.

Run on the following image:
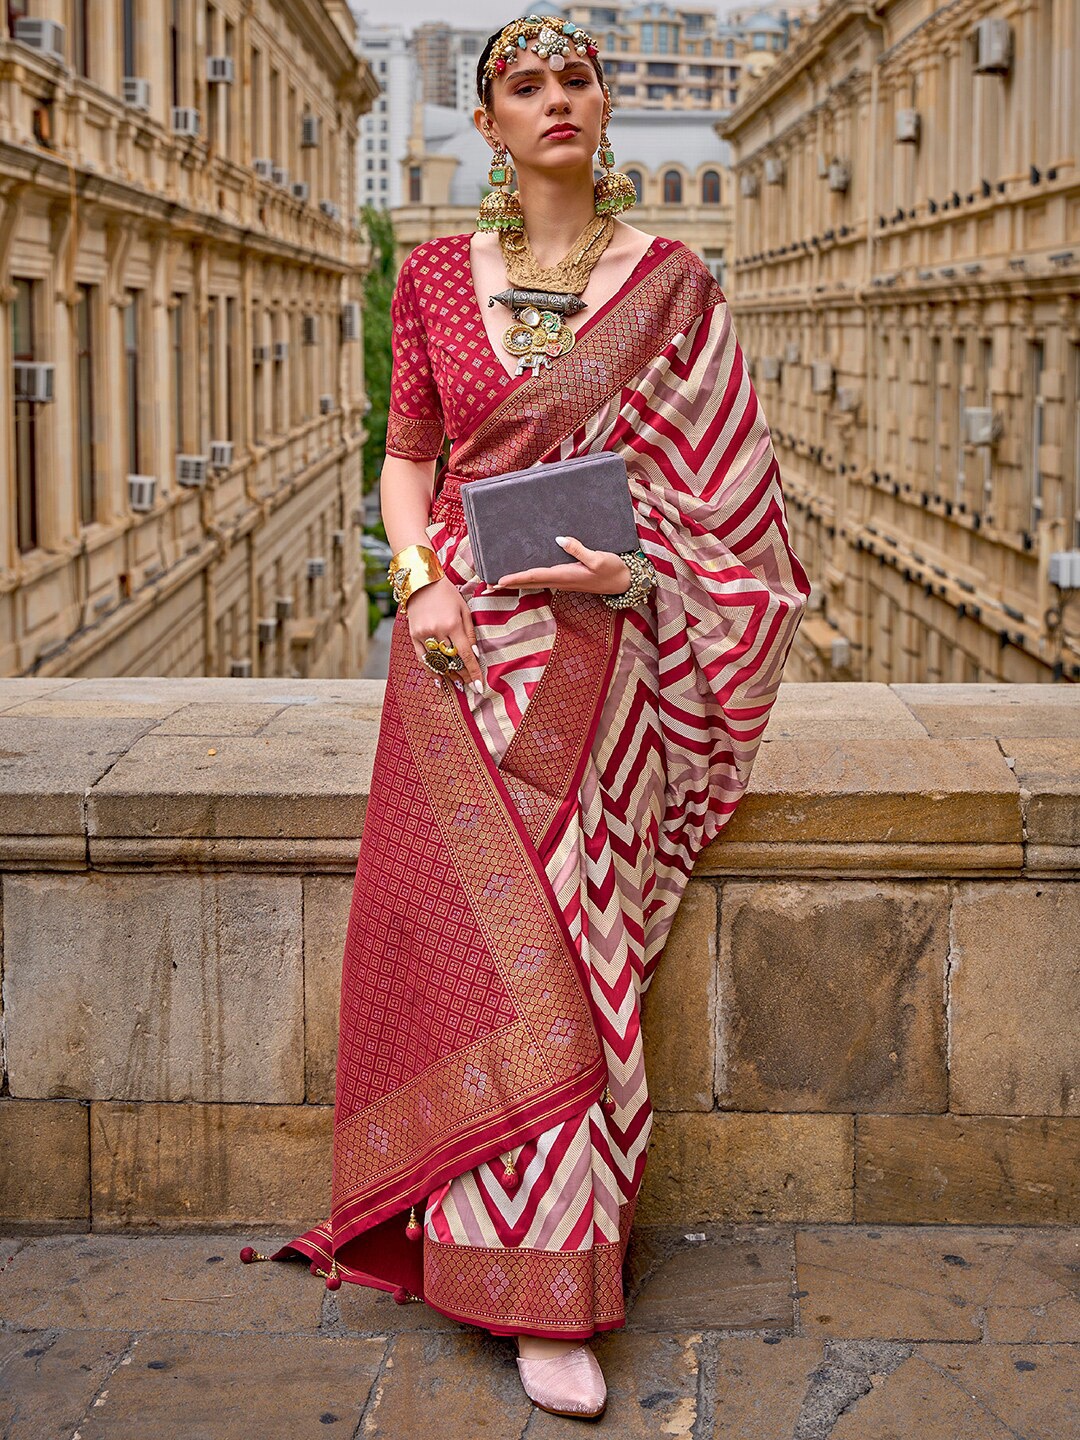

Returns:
475,17,606,108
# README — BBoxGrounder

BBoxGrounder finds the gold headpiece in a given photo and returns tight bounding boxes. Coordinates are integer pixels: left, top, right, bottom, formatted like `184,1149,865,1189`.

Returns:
482,15,600,89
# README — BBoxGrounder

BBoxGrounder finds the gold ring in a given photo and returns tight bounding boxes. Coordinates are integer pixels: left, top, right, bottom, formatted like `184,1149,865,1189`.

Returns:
421,637,463,676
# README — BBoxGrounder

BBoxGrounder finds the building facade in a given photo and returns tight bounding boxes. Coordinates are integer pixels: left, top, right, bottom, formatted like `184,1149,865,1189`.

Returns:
1,0,378,679
721,0,1080,683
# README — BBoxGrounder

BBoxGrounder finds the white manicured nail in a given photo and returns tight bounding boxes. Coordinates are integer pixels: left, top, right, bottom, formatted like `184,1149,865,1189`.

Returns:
472,680,483,695
471,644,481,658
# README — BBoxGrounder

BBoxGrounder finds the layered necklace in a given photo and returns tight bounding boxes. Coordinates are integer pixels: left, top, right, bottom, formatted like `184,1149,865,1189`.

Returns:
489,213,615,376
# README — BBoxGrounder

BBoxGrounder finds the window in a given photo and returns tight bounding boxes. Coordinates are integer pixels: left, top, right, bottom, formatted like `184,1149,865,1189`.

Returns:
225,296,236,441
953,336,965,507
702,169,721,205
979,337,993,515
122,0,137,78
1071,343,1080,548
208,296,218,443
224,20,235,157
124,290,141,475
409,164,421,202
663,169,682,204
272,312,285,431
172,294,186,453
640,23,653,52
753,34,766,50
251,303,263,443
625,168,643,204
1030,340,1045,531
75,284,98,525
170,0,181,106
71,0,90,77
12,278,40,552
929,335,941,497
251,45,262,155
704,248,726,287
725,40,735,58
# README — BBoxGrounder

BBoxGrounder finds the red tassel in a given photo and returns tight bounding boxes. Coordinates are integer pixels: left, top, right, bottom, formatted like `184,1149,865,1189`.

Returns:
601,1085,617,1117
405,1204,423,1242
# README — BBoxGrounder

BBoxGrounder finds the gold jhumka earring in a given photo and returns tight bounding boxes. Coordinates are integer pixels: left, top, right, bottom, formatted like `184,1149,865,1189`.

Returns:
477,139,524,232
593,117,638,217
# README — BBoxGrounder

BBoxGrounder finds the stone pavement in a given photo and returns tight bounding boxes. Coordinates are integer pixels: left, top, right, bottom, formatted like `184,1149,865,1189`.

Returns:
1,1223,1077,1439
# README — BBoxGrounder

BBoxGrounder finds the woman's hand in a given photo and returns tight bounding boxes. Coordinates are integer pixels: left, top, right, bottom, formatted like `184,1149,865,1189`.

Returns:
404,576,485,691
496,535,631,595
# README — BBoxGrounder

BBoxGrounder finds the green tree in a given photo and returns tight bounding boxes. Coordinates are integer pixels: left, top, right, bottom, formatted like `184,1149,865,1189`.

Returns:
360,204,396,502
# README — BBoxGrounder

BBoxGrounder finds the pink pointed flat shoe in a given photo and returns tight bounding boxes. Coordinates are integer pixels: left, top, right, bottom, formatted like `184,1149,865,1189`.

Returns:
515,1342,607,1418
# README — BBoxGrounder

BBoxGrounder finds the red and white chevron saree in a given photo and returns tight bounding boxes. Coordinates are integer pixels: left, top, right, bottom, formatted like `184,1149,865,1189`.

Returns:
258,234,810,1338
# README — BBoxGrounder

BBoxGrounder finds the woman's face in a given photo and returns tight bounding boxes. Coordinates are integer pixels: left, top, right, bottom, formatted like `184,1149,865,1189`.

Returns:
475,52,608,176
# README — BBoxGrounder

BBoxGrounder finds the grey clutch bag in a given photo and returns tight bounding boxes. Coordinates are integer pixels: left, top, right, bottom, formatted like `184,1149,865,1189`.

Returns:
460,452,640,585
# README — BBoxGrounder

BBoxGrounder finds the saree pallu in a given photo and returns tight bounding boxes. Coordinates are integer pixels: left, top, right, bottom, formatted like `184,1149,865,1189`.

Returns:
258,237,811,1338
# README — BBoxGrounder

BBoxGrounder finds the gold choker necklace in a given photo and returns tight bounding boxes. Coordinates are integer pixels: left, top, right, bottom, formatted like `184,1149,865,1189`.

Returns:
493,215,615,376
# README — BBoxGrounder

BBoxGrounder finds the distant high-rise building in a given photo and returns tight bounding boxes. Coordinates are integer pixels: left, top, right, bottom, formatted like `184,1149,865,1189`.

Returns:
413,21,491,113
353,13,414,209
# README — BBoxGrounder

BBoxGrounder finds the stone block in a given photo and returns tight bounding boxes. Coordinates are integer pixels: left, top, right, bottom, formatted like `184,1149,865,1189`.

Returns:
0,1330,131,1440
707,1336,831,1440
980,1228,1080,1342
855,1115,1080,1223
717,881,948,1112
641,880,717,1112
766,682,929,739
892,683,1080,738
0,1099,89,1227
698,738,1021,864
950,882,1080,1115
795,1224,1012,1340
0,717,156,837
66,1333,386,1440
4,872,303,1103
638,1112,853,1224
0,1231,324,1333
86,731,376,843
90,1102,332,1228
303,875,353,1103
628,1228,793,1331
1005,738,1080,847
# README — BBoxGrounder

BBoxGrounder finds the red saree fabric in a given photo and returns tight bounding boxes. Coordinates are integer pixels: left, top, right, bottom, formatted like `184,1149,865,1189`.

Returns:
256,233,811,1338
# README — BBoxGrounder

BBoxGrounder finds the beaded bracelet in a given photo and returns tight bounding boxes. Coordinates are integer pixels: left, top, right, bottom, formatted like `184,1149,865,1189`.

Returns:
601,547,657,611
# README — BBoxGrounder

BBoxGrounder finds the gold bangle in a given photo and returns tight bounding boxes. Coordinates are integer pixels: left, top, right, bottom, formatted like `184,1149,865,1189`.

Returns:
387,543,445,609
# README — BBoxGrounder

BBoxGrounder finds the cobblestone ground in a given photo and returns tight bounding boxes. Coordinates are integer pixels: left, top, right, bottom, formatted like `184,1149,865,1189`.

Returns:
1,1223,1077,1438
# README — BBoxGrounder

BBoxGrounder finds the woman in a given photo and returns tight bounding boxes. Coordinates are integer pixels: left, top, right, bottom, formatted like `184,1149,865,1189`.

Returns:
241,12,810,1420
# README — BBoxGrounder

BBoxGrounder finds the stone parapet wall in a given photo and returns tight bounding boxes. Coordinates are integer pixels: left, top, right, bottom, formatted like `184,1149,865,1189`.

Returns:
0,678,1076,1233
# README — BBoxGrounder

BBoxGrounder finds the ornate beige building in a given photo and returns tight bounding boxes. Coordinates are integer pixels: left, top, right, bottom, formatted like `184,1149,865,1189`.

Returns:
1,1,378,678
722,0,1080,683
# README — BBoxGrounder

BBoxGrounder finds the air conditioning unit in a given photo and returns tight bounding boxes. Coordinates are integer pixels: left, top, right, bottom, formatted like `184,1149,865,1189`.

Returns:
811,360,834,394
291,181,310,202
760,356,781,381
302,315,319,346
830,636,851,669
209,440,234,469
275,595,294,619
319,199,340,221
319,394,334,415
171,107,201,138
273,341,288,362
764,157,785,185
176,454,208,486
784,342,801,365
271,165,289,188
332,528,346,548
895,108,920,144
253,157,274,180
128,475,157,511
13,362,55,403
252,343,271,363
258,617,278,643
828,160,850,192
306,557,327,578
972,18,1012,75
1048,551,1080,589
836,385,861,413
13,18,66,63
739,171,759,198
351,505,364,526
301,114,321,148
341,301,361,341
123,76,151,110
207,56,234,84
962,406,1002,446
229,657,253,677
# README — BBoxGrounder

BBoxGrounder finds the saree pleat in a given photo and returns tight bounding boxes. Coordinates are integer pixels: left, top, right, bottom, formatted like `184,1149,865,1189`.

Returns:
258,234,810,1338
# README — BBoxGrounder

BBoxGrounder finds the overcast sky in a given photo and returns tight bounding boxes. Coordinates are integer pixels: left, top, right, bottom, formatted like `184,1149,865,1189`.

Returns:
352,2,747,36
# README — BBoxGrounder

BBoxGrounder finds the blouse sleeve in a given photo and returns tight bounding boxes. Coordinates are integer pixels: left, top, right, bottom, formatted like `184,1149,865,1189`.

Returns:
385,258,447,462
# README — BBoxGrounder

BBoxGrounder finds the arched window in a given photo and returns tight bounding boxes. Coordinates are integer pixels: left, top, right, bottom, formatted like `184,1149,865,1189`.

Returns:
701,169,721,205
663,169,682,204
625,168,644,204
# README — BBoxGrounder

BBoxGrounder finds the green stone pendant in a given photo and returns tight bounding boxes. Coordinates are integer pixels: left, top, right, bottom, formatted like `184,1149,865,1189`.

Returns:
490,167,506,185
